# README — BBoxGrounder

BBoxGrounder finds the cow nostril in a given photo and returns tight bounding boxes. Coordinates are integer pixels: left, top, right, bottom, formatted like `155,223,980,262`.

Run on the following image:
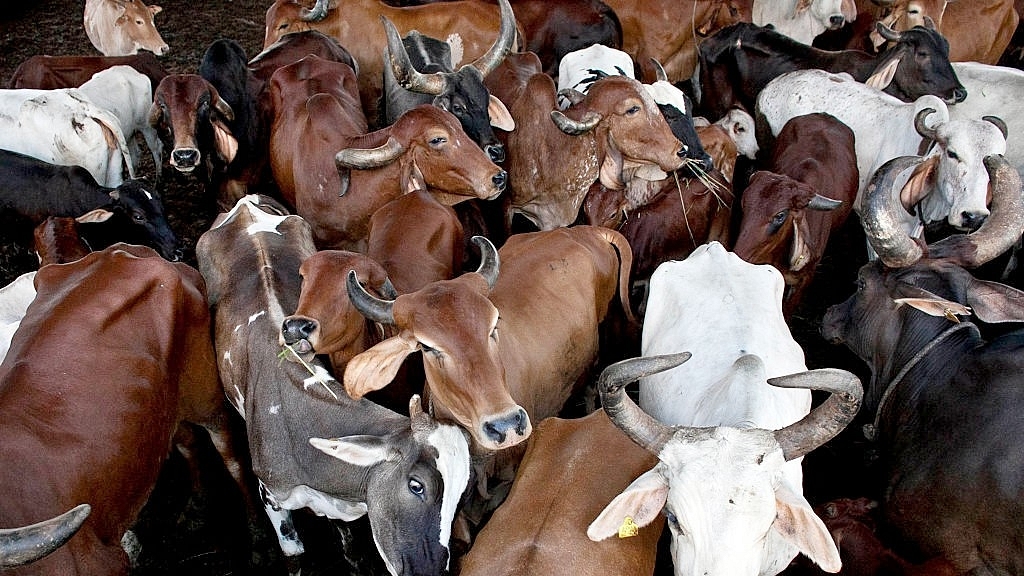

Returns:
492,170,507,191
483,421,507,444
486,145,505,164
282,318,317,342
514,409,527,435
829,15,845,27
171,248,184,262
961,211,987,230
172,148,199,166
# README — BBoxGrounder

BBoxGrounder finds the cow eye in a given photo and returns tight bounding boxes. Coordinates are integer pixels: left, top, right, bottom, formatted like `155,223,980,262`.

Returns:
947,149,959,161
665,510,683,534
429,136,447,147
770,210,788,230
626,105,641,115
490,325,498,342
408,478,425,498
132,212,146,223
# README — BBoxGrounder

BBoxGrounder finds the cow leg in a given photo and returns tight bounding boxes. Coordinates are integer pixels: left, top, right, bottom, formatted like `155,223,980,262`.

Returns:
259,480,305,576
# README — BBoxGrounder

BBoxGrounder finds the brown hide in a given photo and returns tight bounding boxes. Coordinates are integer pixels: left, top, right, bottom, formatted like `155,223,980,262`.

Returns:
32,217,91,266
8,53,167,90
876,0,1018,64
83,0,168,57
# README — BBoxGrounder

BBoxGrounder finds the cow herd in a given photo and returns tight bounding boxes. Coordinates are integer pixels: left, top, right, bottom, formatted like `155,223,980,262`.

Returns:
2,0,1024,575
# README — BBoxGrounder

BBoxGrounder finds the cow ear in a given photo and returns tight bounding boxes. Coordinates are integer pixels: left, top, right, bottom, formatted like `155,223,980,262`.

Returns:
773,484,842,573
790,219,811,271
587,467,669,541
899,155,938,214
841,0,857,22
212,119,239,164
864,58,899,90
343,335,418,399
795,0,813,12
402,160,427,194
964,277,1024,323
75,209,115,223
149,4,162,15
488,95,515,131
309,435,394,466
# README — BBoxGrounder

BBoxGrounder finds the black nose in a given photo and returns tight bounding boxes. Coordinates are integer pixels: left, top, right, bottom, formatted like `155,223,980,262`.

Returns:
829,14,845,27
482,409,527,444
281,317,317,343
960,211,987,231
492,170,507,192
172,148,199,167
953,87,968,103
485,144,505,164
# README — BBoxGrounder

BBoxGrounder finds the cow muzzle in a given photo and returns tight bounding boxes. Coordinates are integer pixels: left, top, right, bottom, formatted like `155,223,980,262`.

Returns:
170,148,200,172
480,407,530,449
280,316,318,360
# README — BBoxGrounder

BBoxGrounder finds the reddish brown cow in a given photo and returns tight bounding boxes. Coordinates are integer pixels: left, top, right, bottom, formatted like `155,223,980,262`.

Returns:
0,244,245,575
32,217,91,266
247,30,357,83
732,112,857,316
7,52,167,90
268,55,506,251
602,0,753,83
456,410,663,576
83,0,169,57
871,0,1018,64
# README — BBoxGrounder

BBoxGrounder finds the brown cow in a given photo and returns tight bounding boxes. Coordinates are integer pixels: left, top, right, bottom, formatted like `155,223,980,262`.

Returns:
32,217,92,266
0,243,245,575
871,0,1018,64
732,112,857,316
7,52,167,90
267,55,506,251
602,0,753,83
83,0,169,57
456,410,663,576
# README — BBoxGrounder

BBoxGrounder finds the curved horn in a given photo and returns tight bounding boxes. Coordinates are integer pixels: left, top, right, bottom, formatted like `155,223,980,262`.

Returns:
861,155,929,267
345,269,396,325
408,394,435,435
875,21,902,42
471,235,500,289
335,136,405,170
551,110,602,135
468,0,517,78
914,107,938,141
382,16,447,96
599,352,692,455
929,154,1024,267
983,115,1009,141
299,0,330,21
0,504,91,568
651,58,669,83
807,194,843,211
769,369,863,461
922,15,937,29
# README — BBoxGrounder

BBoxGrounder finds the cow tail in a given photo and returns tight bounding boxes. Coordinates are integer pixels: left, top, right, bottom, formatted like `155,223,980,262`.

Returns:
595,227,637,326
92,109,137,181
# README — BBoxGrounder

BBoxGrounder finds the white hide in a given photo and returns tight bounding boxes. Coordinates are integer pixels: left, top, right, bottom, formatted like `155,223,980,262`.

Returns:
556,44,635,110
715,108,759,160
948,62,1024,176
0,272,37,366
753,0,849,45
79,65,163,177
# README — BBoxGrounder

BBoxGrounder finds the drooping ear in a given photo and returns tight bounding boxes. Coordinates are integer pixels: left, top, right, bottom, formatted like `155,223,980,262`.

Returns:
795,0,813,13
865,58,899,90
893,296,971,321
587,467,670,541
773,484,842,573
402,160,427,194
790,218,812,271
840,0,857,22
212,119,239,164
75,208,115,223
964,276,1024,323
343,336,419,399
309,434,394,466
599,145,625,190
149,5,162,15
488,95,515,131
899,155,938,214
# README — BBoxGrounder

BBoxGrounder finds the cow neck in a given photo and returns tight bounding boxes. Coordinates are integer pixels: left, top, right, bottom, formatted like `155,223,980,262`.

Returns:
863,320,976,442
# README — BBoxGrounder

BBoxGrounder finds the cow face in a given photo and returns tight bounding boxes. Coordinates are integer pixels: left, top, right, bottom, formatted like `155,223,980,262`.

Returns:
803,0,847,31
149,74,238,177
115,0,169,55
646,82,714,175
874,26,966,104
77,180,181,261
263,0,317,49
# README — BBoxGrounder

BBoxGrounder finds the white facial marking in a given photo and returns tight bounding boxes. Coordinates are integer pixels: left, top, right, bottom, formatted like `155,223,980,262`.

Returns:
429,424,471,568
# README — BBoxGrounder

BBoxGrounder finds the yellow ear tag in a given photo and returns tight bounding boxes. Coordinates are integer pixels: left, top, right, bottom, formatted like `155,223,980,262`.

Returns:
617,516,639,539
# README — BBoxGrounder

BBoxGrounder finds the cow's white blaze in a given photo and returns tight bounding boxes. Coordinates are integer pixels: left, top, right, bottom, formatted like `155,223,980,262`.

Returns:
429,423,471,567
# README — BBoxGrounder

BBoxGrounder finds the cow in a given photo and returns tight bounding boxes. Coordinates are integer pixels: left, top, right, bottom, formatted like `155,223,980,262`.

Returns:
7,52,167,90
380,0,517,164
456,410,664,576
0,243,248,576
693,122,741,182
196,194,472,576
0,148,180,261
946,62,1024,176
556,43,637,109
587,242,863,575
696,20,966,122
263,0,516,123
0,271,36,367
695,107,759,161
752,0,857,44
600,0,753,83
733,113,858,316
77,65,162,178
505,73,686,230
870,0,1018,64
248,30,359,83
504,0,622,77
83,0,169,57
33,217,93,266
267,54,506,251
0,87,135,187
821,254,1024,575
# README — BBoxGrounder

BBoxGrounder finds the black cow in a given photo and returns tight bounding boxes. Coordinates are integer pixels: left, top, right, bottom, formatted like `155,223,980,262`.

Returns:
248,30,358,83
380,0,516,163
822,258,1024,575
695,21,967,122
0,149,180,261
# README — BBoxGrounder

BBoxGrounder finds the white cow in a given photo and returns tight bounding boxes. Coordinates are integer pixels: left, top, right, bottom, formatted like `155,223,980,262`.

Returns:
83,0,169,57
948,62,1024,176
556,43,635,110
0,88,135,187
78,65,162,177
757,69,1006,231
694,108,759,160
588,242,862,575
752,0,856,45
0,272,36,366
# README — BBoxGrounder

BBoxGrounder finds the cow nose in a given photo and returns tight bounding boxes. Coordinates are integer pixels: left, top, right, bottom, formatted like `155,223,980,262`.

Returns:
953,87,968,103
485,144,505,164
482,408,528,444
171,148,200,168
829,15,845,28
492,170,507,192
281,317,317,344
960,211,987,231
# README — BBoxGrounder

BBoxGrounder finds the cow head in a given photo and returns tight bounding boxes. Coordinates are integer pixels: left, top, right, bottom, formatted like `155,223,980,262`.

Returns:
113,0,169,55
644,59,714,176
343,237,532,451
335,105,506,203
0,504,91,569
381,0,517,164
589,353,861,576
867,22,967,104
75,179,181,261
797,0,848,31
310,396,471,576
263,0,325,48
149,74,238,177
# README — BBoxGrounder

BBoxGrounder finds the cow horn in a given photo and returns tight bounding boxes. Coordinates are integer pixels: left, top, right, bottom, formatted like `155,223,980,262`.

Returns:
861,155,927,267
408,395,435,435
346,269,396,325
983,115,1009,141
0,504,91,568
299,0,330,21
769,369,863,461
922,15,937,29
382,16,447,96
599,352,692,455
471,235,500,289
651,58,669,83
914,107,938,141
929,154,1024,267
335,136,405,170
551,110,602,135
875,21,902,42
468,0,517,78
808,194,843,211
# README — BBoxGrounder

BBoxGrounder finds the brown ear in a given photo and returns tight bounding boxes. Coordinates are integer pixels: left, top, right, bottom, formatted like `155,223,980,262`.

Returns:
865,58,899,90
212,119,238,164
488,95,515,131
899,155,938,214
343,336,418,399
796,0,814,12
841,0,857,22
402,160,427,194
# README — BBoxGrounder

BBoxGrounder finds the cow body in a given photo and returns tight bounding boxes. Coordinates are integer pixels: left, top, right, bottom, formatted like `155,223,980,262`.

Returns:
0,244,244,576
822,258,1024,575
83,0,168,57
947,61,1024,175
0,272,36,366
78,65,162,177
752,0,852,44
196,194,472,576
7,53,167,90
874,0,1018,64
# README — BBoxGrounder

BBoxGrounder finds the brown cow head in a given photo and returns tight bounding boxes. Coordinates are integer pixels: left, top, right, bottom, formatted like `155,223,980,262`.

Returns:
149,74,238,176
